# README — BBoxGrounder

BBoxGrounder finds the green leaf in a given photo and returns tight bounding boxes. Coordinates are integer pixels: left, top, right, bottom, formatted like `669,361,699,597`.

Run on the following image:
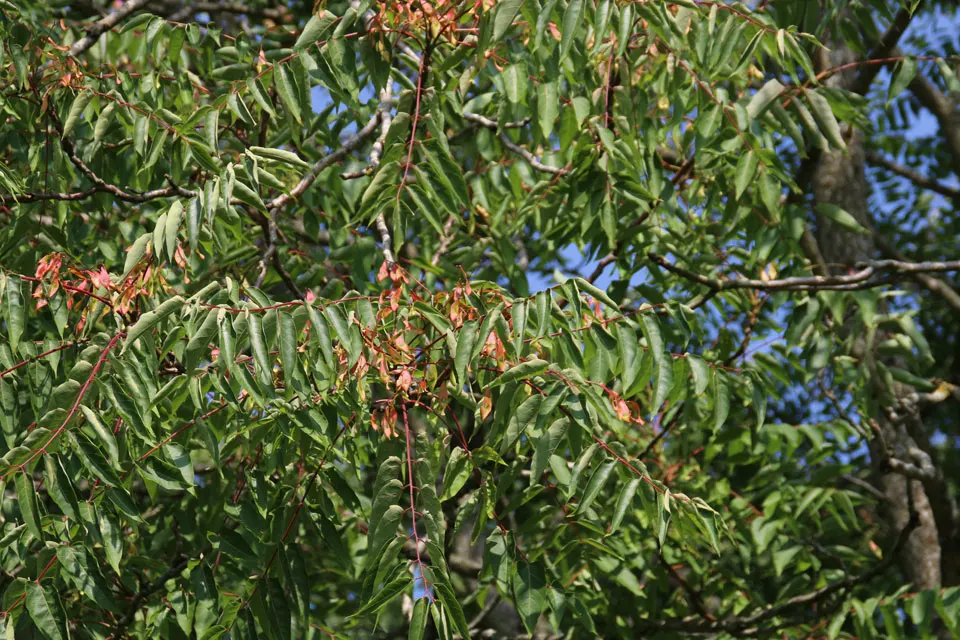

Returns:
247,312,273,390
408,597,430,639
936,58,960,92
575,277,618,309
502,64,526,106
560,0,585,61
513,561,547,634
231,180,267,213
713,374,730,432
688,355,711,396
93,101,116,145
275,65,302,124
15,472,43,541
249,145,311,169
295,11,336,49
123,296,185,353
248,78,278,118
887,57,917,105
455,320,478,386
806,89,846,151
70,432,122,486
123,233,151,277
537,78,559,139
512,299,527,356
433,581,471,639
351,573,409,618
578,460,615,513
486,359,548,389
746,79,785,121
99,510,123,575
44,455,80,519
164,200,183,261
192,563,219,638
440,447,472,502
651,355,674,412
62,90,92,138
610,477,641,534
815,203,867,233
531,417,569,480
734,149,759,200
57,546,119,611
491,0,523,41
3,275,24,353
25,582,67,640
501,393,544,453
79,405,119,466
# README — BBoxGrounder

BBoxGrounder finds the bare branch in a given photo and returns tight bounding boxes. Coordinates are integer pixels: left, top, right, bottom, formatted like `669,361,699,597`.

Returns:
904,52,960,177
162,1,286,21
462,112,569,175
851,4,918,95
648,253,960,292
266,114,382,213
69,0,153,58
348,85,396,264
866,151,960,200
1,187,98,206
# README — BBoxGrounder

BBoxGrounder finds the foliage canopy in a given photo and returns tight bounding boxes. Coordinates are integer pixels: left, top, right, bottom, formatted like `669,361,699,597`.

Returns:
1,0,960,638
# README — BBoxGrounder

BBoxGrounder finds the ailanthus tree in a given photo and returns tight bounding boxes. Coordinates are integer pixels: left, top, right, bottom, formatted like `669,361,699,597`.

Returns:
1,0,960,638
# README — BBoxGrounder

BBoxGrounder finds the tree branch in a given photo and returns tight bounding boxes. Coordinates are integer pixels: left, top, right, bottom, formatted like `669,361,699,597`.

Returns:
69,0,154,59
872,233,960,315
462,112,569,175
851,3,920,95
161,1,286,21
905,54,960,177
265,114,382,213
638,498,920,636
648,253,960,292
866,151,960,200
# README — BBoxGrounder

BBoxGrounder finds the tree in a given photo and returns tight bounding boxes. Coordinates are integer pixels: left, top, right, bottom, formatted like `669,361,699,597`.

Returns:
1,0,959,637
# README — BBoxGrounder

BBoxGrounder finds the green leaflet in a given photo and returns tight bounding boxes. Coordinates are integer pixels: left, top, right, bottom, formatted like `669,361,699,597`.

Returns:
440,447,471,502
57,546,120,612
610,478,641,534
454,320,478,386
491,0,523,41
485,358,548,389
25,582,68,640
249,145,311,169
15,471,43,541
62,90,92,138
805,88,847,151
123,296,184,354
79,405,119,465
513,561,547,634
578,460,615,513
408,597,430,639
530,417,569,481
560,0,585,61
734,149,759,200
247,311,273,390
294,11,336,49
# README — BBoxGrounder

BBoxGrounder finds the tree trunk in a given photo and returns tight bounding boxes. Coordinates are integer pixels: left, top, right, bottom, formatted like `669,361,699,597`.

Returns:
810,10,946,600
